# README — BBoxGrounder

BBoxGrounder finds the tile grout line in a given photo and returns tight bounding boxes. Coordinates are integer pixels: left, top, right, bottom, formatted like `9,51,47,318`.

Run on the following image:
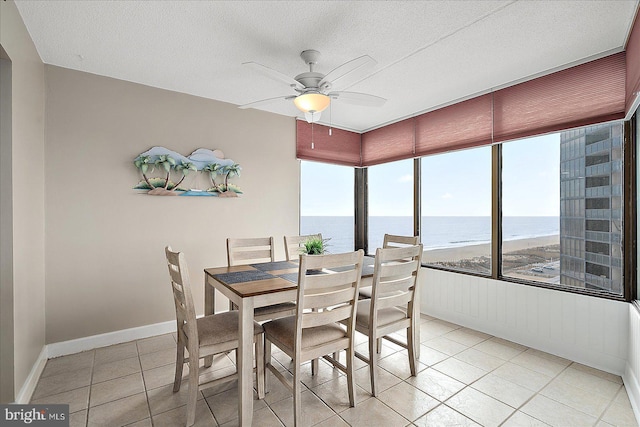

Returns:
593,382,624,427
136,339,155,426
422,337,548,426
497,360,585,426
502,351,573,426
84,350,96,427
410,329,500,424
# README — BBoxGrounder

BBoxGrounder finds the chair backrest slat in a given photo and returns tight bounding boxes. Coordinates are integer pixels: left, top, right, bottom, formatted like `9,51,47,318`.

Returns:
377,292,413,309
302,304,353,328
379,259,420,279
303,287,355,310
378,276,417,295
303,269,359,290
284,234,322,261
227,237,275,266
383,234,419,249
302,252,358,270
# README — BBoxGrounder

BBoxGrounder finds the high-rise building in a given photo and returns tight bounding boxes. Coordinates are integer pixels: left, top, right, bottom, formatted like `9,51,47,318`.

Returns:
559,123,623,294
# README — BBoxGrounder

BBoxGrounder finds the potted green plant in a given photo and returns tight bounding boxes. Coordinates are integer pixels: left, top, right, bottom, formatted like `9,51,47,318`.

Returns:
302,236,331,255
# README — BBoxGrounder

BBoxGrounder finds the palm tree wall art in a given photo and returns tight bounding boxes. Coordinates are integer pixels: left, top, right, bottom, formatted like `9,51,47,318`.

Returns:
133,147,243,197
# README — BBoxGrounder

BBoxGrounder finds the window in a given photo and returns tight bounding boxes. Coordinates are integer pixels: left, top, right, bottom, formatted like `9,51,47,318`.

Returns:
300,161,354,253
501,134,560,284
421,146,492,274
501,123,624,296
299,119,629,299
367,159,414,253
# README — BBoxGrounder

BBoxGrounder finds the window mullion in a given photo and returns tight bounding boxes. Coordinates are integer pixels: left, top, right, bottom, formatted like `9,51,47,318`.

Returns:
414,159,421,239
492,144,502,280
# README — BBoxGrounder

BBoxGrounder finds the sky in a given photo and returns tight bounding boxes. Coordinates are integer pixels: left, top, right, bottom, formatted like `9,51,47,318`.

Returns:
301,133,561,217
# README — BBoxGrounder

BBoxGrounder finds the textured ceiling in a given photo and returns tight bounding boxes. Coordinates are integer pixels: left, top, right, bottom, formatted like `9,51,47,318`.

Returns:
14,0,640,132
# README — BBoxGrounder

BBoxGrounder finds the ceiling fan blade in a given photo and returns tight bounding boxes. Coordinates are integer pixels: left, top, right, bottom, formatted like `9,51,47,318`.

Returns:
328,91,386,107
242,62,304,89
238,95,296,109
319,55,376,89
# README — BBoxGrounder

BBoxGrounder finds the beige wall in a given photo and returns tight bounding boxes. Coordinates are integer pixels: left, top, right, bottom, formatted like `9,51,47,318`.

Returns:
0,55,14,403
44,66,300,343
0,0,46,400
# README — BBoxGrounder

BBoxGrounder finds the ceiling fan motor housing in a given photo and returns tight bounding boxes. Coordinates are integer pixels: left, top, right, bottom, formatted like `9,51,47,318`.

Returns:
294,72,325,92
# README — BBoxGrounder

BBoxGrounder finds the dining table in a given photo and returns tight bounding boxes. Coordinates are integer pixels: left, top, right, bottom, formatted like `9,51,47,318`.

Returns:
203,255,376,426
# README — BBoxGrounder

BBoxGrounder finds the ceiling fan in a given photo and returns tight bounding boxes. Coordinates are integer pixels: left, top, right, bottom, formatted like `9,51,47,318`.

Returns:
239,50,386,123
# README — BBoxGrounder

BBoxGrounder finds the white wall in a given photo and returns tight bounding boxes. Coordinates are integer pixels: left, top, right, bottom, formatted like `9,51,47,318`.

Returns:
625,305,640,421
420,268,629,375
44,65,300,344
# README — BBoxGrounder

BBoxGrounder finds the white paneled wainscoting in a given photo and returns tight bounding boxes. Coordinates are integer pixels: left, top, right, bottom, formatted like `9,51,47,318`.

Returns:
626,304,640,420
419,267,640,420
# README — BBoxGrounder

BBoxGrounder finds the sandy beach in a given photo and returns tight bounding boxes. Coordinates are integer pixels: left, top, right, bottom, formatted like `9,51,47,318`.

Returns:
424,235,559,262
423,235,560,280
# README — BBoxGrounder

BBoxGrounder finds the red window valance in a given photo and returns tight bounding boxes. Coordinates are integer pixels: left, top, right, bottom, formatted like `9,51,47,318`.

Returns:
361,118,415,166
297,51,628,167
296,121,361,167
626,9,640,116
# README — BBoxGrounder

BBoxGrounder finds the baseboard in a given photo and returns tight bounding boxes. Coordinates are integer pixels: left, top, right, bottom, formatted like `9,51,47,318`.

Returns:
624,363,640,425
14,346,47,404
15,320,178,404
47,320,176,358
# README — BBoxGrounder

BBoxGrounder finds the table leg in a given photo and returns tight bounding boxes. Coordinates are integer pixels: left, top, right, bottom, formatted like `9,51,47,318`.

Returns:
204,276,215,368
238,298,255,426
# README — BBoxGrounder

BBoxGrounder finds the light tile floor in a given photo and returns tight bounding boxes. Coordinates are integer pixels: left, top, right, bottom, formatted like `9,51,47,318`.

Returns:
31,315,639,426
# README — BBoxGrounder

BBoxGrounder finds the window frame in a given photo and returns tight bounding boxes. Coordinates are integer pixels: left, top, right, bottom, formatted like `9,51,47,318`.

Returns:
421,120,633,302
300,120,636,302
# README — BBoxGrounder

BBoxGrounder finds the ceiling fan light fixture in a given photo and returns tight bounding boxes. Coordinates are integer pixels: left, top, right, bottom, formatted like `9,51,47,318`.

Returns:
293,93,330,114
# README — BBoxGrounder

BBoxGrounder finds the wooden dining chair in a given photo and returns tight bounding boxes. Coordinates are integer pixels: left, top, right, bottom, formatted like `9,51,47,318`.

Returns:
353,244,422,396
226,237,297,322
165,246,265,427
284,233,322,261
263,250,364,426
359,233,420,299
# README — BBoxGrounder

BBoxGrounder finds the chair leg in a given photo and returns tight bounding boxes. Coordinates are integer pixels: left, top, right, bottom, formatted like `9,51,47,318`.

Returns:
186,359,198,427
369,333,379,397
293,358,302,427
333,351,339,362
264,338,271,394
203,355,212,368
413,324,421,360
346,344,356,407
412,304,421,360
407,326,418,377
173,341,185,392
255,336,265,399
376,337,382,354
311,358,318,376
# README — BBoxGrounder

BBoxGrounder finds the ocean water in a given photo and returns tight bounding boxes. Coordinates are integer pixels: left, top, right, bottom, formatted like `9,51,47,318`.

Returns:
301,216,559,254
